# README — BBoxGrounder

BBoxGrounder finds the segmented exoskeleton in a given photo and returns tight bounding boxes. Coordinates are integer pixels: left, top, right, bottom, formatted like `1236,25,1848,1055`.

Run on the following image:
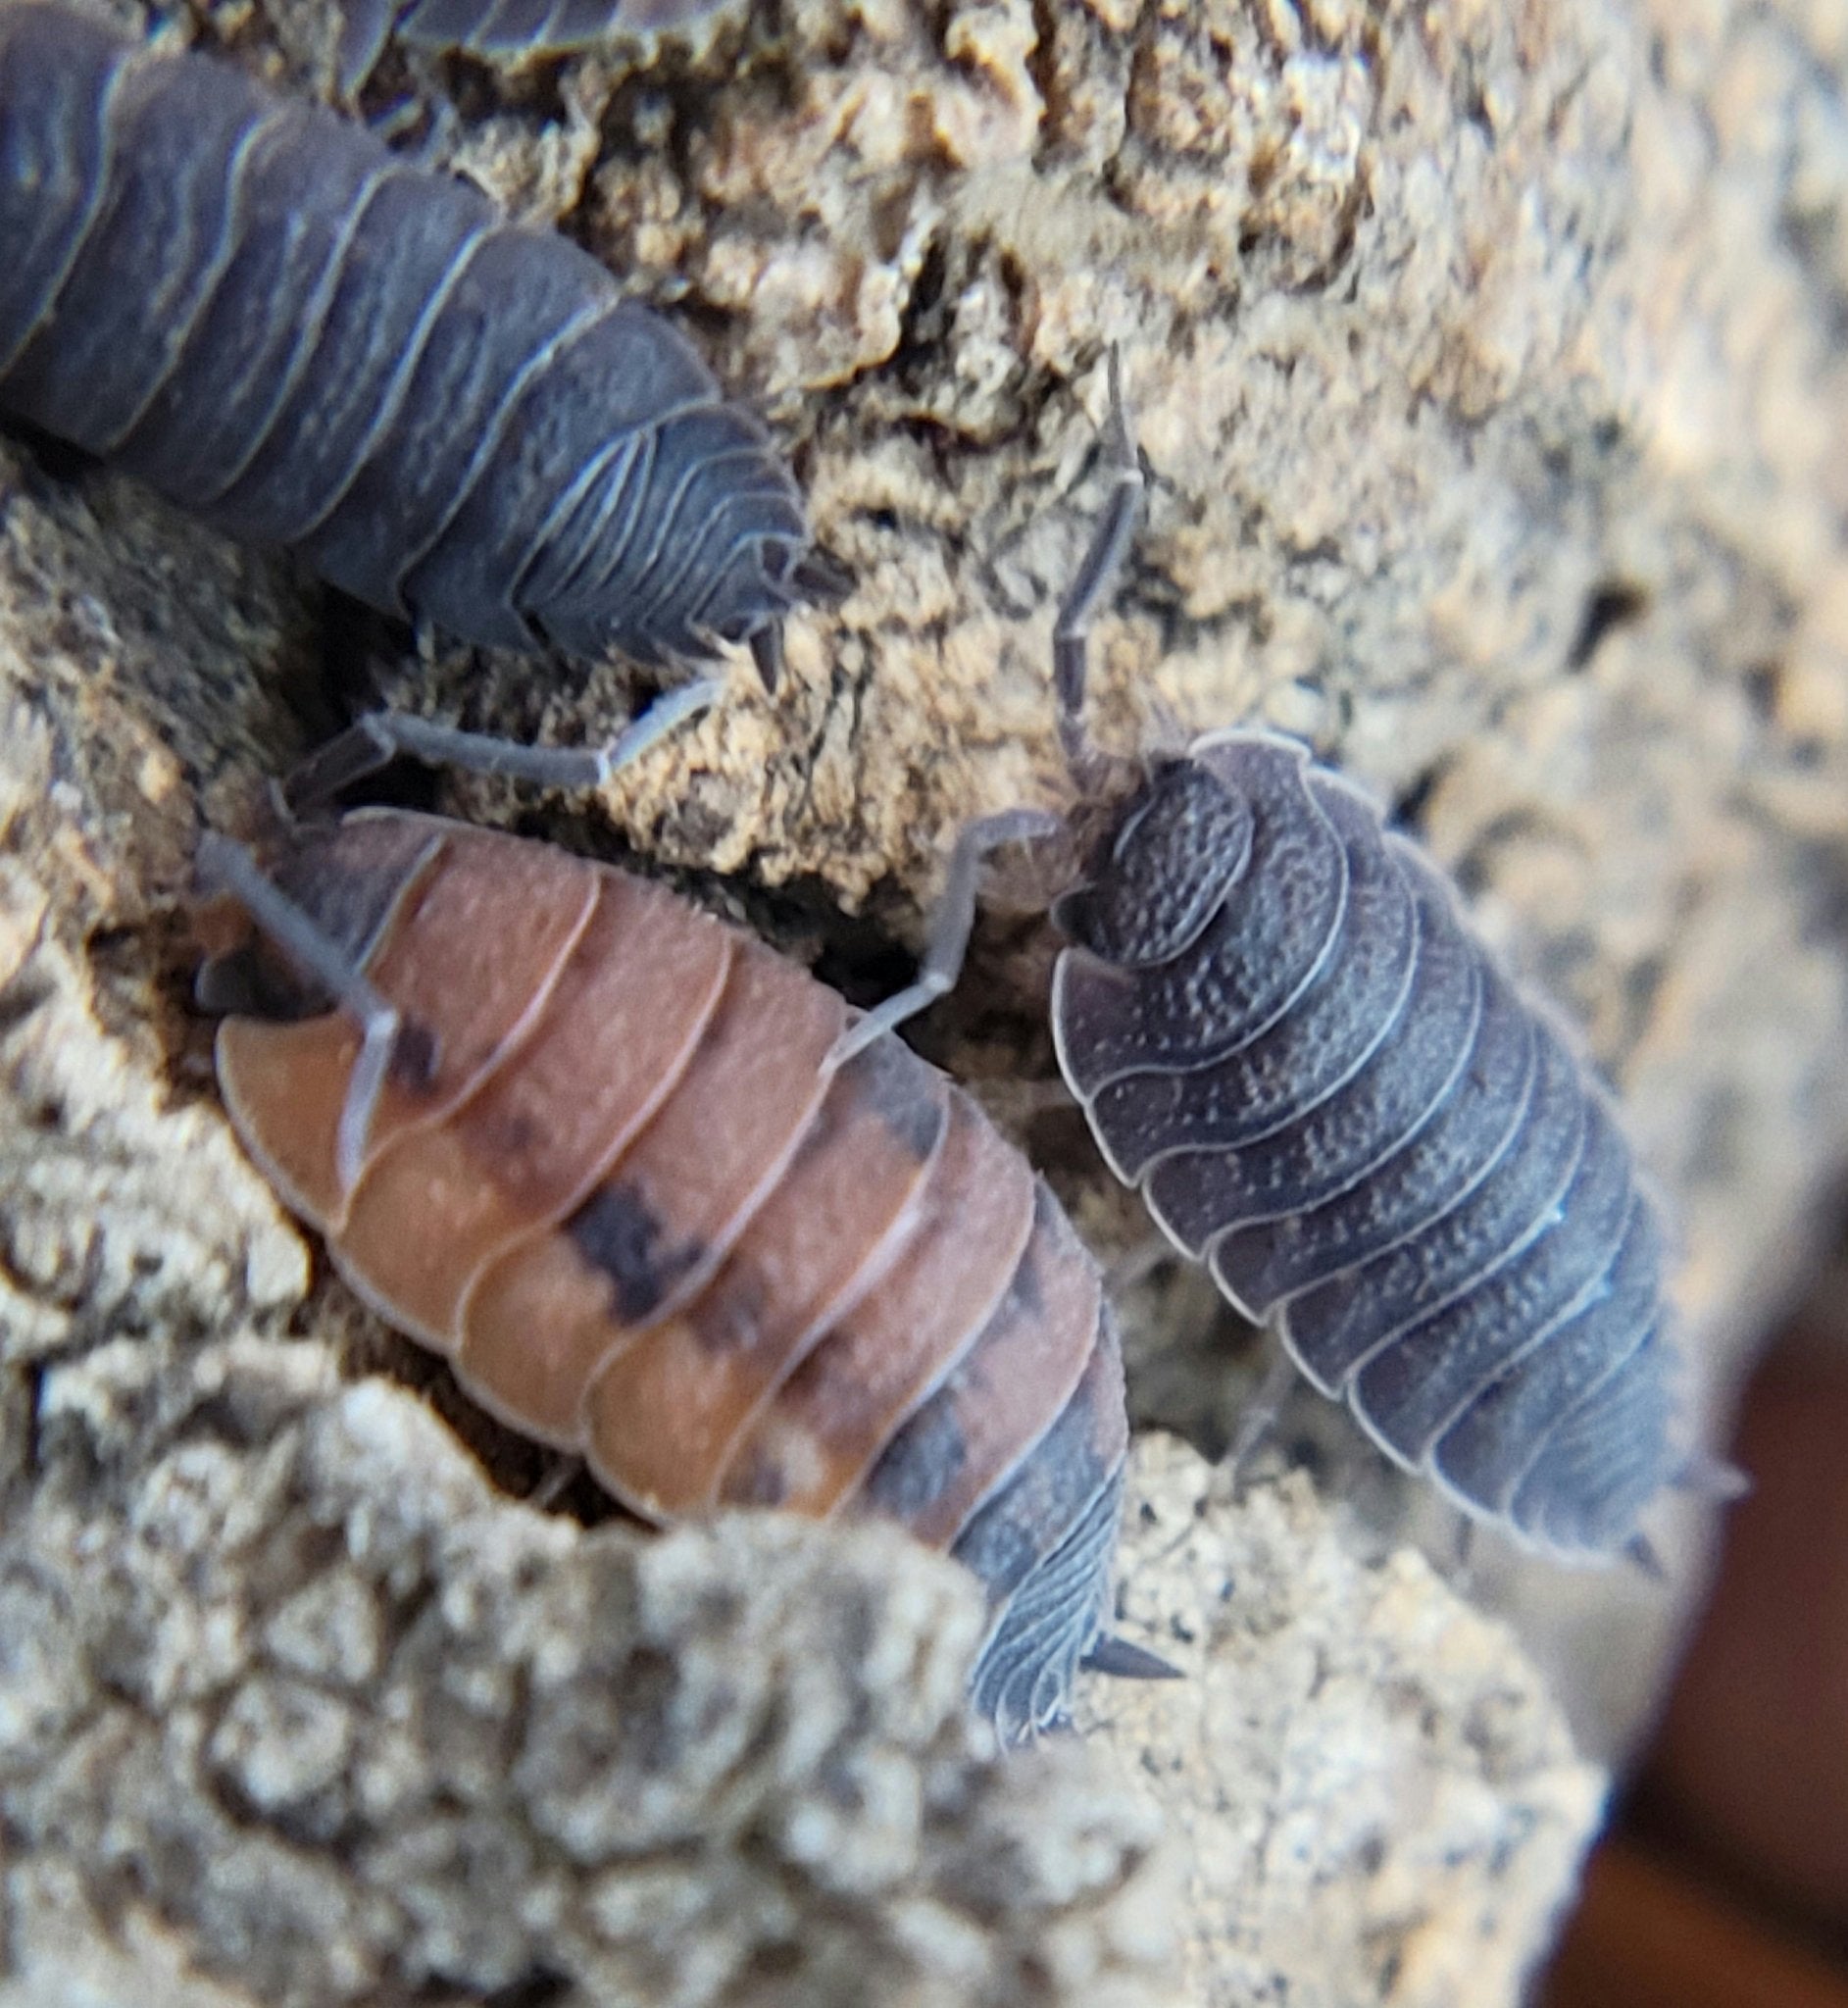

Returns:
197,798,1138,1743
334,0,745,100
845,363,1689,1564
1052,731,1676,1559
0,5,812,683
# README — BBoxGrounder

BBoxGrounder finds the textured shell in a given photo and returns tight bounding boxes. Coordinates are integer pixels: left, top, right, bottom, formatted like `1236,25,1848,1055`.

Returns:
335,0,745,99
202,810,1127,1742
1052,729,1678,1560
0,5,809,670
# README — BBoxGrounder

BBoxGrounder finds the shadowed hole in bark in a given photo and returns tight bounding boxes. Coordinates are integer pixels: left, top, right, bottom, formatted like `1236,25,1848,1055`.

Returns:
1567,581,1648,672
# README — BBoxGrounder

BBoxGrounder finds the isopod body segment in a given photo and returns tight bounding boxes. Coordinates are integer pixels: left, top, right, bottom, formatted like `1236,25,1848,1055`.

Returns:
0,4,812,678
333,0,745,100
198,809,1129,1741
1049,729,1679,1561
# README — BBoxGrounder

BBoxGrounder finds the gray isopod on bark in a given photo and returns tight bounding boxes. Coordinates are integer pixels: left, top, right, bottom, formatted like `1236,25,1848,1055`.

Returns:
0,4,815,685
1052,731,1679,1560
333,0,746,101
843,363,1697,1566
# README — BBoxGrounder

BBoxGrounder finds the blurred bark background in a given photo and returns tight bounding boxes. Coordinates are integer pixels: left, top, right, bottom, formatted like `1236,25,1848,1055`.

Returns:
1545,1214,1848,2008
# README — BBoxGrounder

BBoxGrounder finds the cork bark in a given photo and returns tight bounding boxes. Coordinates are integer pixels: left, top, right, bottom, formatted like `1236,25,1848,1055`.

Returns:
3,0,1846,2000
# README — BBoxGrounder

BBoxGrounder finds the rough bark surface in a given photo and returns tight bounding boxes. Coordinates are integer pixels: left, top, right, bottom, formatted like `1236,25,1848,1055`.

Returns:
0,457,1598,2006
1088,1442,1603,2008
2,0,1845,2001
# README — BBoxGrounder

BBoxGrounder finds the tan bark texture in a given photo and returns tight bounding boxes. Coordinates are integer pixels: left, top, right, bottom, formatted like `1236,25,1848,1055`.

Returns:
2,0,1845,2001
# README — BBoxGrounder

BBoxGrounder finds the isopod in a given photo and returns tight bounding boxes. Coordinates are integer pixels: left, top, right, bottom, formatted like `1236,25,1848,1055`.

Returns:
194,748,1144,1742
334,0,744,101
0,4,813,685
844,361,1693,1564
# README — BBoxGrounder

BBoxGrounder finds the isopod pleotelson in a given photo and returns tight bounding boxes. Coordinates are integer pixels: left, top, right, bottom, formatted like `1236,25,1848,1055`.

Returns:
333,0,743,101
195,795,1138,1743
0,5,813,683
845,365,1691,1565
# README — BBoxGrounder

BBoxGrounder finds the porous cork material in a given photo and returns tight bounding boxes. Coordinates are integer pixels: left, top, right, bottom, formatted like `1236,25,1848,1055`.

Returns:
3,0,1846,2000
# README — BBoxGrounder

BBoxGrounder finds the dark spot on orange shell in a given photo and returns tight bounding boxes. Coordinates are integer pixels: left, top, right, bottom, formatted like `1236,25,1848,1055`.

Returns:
851,1036,948,1162
1010,1231,1046,1315
566,1182,705,1322
860,1397,968,1520
272,816,441,970
387,1017,440,1094
688,1272,772,1356
724,1448,788,1507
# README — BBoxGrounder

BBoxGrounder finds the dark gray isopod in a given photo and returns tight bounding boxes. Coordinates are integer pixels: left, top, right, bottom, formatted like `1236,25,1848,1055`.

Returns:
0,4,814,681
842,368,1690,1564
1051,730,1681,1561
333,0,745,100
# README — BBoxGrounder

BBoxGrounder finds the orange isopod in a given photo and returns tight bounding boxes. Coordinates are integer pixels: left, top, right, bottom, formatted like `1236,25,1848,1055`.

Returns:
195,805,1136,1741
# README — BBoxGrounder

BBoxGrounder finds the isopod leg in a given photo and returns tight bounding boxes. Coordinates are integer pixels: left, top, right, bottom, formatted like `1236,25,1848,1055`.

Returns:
1224,1344,1300,1488
195,830,430,1192
526,1452,585,1510
1054,348,1144,780
280,676,724,815
825,805,1065,1069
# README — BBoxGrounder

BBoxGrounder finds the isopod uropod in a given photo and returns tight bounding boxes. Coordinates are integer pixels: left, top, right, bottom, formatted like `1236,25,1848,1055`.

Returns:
0,5,815,686
195,770,1139,1743
845,364,1693,1564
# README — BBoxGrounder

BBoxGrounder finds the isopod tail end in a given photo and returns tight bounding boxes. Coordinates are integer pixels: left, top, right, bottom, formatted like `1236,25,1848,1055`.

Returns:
789,548,854,608
744,548,852,690
749,621,782,694
1674,1447,1752,1504
1080,1632,1184,1682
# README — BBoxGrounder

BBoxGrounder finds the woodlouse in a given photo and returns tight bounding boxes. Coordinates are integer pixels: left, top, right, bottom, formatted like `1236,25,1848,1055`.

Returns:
0,4,813,685
334,0,743,101
845,363,1692,1564
194,768,1140,1742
